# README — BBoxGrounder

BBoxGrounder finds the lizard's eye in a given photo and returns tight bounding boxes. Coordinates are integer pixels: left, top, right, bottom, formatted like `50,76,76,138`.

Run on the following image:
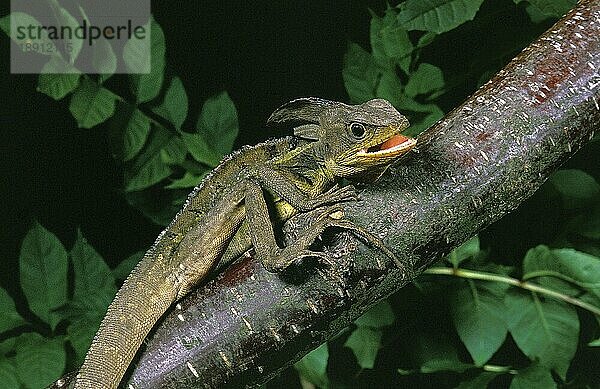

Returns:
349,122,366,139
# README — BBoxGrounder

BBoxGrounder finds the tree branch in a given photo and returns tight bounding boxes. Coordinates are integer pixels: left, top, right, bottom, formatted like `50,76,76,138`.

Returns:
54,1,600,388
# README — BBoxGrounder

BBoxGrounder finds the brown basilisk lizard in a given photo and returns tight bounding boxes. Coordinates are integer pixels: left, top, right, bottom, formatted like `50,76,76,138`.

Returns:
72,97,416,388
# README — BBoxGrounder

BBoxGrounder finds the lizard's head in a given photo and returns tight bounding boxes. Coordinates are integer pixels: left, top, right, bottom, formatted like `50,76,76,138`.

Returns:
268,97,416,179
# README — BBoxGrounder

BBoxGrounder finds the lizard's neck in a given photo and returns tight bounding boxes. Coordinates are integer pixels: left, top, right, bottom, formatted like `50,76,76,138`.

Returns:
271,140,336,195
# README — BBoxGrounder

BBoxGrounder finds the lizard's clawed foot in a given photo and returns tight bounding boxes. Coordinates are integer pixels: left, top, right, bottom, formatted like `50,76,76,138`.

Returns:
262,249,330,272
309,184,358,209
325,218,405,271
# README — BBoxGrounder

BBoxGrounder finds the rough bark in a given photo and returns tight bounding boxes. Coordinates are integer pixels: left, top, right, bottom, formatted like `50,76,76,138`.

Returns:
54,1,600,388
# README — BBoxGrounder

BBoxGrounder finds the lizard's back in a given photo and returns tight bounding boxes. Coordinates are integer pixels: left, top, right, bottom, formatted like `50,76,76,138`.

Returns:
74,137,298,389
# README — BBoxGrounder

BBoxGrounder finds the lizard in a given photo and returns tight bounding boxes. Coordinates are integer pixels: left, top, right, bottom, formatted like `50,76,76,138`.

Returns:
72,97,417,389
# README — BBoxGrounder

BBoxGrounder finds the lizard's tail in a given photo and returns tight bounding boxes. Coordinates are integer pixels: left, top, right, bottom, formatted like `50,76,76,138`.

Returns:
74,259,178,389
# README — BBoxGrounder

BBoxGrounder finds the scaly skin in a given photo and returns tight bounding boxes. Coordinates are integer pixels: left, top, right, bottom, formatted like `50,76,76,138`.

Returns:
73,98,416,388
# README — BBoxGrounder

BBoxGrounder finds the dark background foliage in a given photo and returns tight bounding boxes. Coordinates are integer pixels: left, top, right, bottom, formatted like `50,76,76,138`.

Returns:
0,1,382,287
1,0,598,388
0,0,556,289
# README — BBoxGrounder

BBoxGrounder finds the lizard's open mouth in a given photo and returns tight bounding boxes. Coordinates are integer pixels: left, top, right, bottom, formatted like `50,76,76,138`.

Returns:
356,134,417,158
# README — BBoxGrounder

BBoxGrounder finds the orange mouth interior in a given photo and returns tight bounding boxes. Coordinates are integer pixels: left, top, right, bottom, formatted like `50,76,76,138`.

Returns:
357,134,417,157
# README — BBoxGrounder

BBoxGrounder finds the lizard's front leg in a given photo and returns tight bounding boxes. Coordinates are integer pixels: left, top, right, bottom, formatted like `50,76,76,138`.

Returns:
245,180,402,272
245,179,344,271
249,165,357,212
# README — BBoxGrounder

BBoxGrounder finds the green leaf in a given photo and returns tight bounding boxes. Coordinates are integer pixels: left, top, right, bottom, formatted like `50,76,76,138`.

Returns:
589,338,600,347
450,280,509,366
0,359,19,389
399,100,444,136
375,69,404,108
92,38,117,78
182,133,223,167
14,333,66,389
125,18,166,102
19,222,68,329
67,316,101,365
370,12,392,67
109,106,151,162
549,169,600,210
166,171,206,189
37,56,81,100
124,127,173,192
505,291,578,379
397,0,486,33
69,78,118,128
154,77,188,130
417,32,437,48
0,15,8,35
396,97,440,113
382,30,412,73
411,106,444,135
160,136,188,165
182,92,238,166
70,230,117,315
48,0,83,63
455,371,498,389
195,92,239,157
523,246,600,306
343,43,379,104
295,343,329,388
522,3,554,23
124,188,186,226
0,338,16,355
370,10,413,73
0,12,58,55
355,300,395,328
447,235,480,267
510,364,557,389
574,203,600,240
125,153,171,191
405,63,444,97
0,288,26,334
112,251,144,281
514,0,576,19
344,327,382,369
411,331,474,374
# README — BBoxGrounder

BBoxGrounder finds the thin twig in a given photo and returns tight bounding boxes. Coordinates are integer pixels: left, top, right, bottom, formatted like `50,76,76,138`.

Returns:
422,267,600,317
